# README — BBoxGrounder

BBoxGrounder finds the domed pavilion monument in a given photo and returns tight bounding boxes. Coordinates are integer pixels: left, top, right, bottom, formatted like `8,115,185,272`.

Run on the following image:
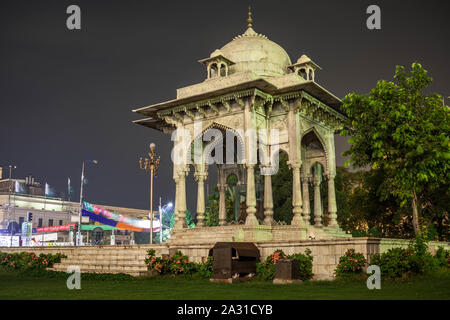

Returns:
133,9,350,243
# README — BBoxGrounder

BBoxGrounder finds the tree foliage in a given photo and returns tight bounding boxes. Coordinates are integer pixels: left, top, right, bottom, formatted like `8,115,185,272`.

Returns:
204,185,235,226
272,152,293,223
340,62,450,235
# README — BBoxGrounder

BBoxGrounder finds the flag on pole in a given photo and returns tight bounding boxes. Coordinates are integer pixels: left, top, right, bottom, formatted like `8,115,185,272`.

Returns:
45,183,56,197
14,181,25,193
67,177,74,201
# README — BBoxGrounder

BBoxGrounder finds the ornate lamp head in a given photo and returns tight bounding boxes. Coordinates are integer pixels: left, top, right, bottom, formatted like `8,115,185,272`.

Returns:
139,143,160,174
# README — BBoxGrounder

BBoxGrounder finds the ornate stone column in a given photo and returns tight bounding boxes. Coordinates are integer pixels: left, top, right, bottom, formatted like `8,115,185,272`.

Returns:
245,164,259,225
313,165,323,227
173,175,181,229
218,184,227,226
301,176,311,226
173,169,187,230
327,174,338,227
289,161,303,226
263,170,274,225
194,169,207,227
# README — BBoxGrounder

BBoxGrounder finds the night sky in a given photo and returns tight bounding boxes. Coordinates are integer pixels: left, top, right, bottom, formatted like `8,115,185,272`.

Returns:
1,0,449,212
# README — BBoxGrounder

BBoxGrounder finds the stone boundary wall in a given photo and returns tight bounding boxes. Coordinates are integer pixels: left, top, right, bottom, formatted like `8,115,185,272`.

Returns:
164,237,449,280
0,245,168,261
1,238,448,280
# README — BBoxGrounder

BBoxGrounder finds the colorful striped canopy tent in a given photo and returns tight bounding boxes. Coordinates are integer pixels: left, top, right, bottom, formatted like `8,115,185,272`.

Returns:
82,201,160,232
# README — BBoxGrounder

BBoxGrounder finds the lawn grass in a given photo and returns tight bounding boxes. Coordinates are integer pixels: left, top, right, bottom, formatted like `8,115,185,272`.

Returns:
0,270,449,300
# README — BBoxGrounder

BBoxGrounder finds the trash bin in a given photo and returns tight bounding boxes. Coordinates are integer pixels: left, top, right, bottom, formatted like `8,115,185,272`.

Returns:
209,242,260,282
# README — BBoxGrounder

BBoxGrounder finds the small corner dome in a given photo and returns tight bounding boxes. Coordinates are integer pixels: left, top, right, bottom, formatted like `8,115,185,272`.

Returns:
296,54,312,64
210,49,224,58
219,27,292,77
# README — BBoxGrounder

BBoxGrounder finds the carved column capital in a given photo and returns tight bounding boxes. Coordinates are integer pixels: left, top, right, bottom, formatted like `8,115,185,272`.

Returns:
259,164,274,176
287,160,301,170
245,163,256,169
194,171,207,182
301,175,312,184
176,166,189,179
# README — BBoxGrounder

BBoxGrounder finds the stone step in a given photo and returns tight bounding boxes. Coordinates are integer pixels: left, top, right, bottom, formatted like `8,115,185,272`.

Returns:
63,254,144,259
67,250,146,255
51,264,148,272
66,254,147,260
48,266,147,277
60,259,144,266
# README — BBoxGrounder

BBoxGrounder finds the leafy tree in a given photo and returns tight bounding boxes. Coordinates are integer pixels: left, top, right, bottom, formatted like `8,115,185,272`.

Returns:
346,168,414,238
205,189,219,226
341,63,449,235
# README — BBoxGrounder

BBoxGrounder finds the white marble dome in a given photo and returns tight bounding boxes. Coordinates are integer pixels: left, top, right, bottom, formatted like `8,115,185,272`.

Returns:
220,27,292,77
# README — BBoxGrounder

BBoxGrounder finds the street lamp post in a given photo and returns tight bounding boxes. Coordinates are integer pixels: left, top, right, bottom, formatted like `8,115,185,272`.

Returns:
77,160,98,246
139,143,160,245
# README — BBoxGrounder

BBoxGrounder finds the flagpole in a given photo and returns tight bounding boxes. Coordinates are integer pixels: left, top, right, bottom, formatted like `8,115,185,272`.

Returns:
68,177,71,202
77,161,85,246
159,197,162,244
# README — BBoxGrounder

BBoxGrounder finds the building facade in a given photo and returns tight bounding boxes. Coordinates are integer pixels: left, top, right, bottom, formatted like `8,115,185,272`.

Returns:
0,171,149,245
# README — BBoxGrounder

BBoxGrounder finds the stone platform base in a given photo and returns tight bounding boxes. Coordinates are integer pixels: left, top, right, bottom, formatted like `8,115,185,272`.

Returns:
167,224,351,246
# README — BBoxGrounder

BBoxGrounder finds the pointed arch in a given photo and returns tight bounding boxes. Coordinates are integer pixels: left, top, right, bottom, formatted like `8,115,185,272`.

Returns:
187,122,245,165
301,127,328,176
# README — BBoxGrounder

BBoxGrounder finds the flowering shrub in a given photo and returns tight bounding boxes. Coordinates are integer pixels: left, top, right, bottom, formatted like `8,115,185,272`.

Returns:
369,235,450,279
334,249,367,278
0,252,66,271
198,256,213,279
370,240,446,279
144,249,211,277
289,251,315,281
370,247,419,278
256,249,314,281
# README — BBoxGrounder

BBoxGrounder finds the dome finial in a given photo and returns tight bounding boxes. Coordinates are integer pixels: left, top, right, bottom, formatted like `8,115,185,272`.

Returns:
247,5,253,28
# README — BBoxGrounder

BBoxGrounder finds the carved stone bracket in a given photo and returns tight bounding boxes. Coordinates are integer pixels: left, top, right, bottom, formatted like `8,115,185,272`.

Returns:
196,105,207,118
163,115,178,126
280,98,290,112
208,102,220,115
235,98,245,109
223,101,232,112
173,111,184,122
184,107,195,120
